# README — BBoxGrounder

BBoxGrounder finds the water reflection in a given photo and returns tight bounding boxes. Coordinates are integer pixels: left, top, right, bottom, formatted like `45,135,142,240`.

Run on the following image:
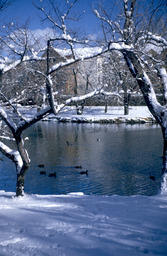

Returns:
0,122,162,196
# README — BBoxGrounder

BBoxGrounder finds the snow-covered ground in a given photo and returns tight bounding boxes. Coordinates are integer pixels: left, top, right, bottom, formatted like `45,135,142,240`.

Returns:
46,106,155,123
0,189,167,256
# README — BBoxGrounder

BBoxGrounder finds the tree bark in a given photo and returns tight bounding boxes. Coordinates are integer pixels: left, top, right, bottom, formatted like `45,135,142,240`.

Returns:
124,91,130,115
16,165,29,196
104,95,108,113
15,134,30,196
161,126,167,174
122,50,162,123
73,68,78,96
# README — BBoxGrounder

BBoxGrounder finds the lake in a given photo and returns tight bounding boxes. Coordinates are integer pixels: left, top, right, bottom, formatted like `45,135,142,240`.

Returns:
0,122,163,196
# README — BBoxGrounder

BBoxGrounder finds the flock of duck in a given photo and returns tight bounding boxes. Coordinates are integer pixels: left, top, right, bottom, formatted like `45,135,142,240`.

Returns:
38,164,88,178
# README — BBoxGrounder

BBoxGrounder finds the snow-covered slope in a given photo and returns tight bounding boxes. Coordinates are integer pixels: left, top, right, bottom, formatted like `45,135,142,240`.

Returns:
0,190,167,256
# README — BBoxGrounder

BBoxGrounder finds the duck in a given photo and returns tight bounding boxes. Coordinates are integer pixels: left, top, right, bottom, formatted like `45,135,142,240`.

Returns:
149,175,156,181
75,165,82,169
80,170,88,175
40,171,46,175
48,172,57,178
38,164,45,168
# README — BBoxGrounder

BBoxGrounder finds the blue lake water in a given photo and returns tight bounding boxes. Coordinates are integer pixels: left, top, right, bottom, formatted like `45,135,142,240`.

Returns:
0,122,163,196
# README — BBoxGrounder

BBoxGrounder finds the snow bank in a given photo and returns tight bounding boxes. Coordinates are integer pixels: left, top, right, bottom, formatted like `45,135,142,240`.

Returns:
46,106,156,124
0,190,167,256
18,106,155,124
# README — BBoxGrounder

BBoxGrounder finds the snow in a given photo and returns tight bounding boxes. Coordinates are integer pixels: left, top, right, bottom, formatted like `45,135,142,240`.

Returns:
49,58,75,73
0,190,167,255
147,33,167,47
126,11,132,17
46,106,156,124
0,107,17,130
54,47,102,59
159,68,167,99
110,42,132,51
0,141,23,173
0,107,8,119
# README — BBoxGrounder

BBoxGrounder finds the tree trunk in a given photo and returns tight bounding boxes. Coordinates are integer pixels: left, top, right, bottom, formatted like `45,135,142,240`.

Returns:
16,165,29,196
124,103,129,115
0,70,2,88
161,126,167,174
105,102,108,113
85,74,90,94
124,92,130,115
73,69,78,96
15,134,30,196
104,96,108,113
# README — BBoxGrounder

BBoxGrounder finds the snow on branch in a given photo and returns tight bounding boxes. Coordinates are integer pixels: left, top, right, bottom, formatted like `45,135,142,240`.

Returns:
36,0,88,62
122,49,163,120
147,33,167,47
142,71,162,111
0,107,17,132
49,36,88,46
49,58,77,74
17,106,52,132
48,42,133,76
94,9,124,38
123,53,137,76
36,1,78,42
0,141,23,173
138,32,167,48
49,47,109,74
55,88,112,113
0,54,46,74
0,91,27,121
158,67,167,103
65,89,103,104
1,59,20,73
0,135,15,141
0,28,47,74
159,67,167,89
62,0,79,20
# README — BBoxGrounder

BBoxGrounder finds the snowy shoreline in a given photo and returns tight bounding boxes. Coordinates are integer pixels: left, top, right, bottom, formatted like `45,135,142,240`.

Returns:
44,106,156,124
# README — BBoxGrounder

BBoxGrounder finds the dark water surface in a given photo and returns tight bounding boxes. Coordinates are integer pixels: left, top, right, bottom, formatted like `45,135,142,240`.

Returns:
0,122,163,196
